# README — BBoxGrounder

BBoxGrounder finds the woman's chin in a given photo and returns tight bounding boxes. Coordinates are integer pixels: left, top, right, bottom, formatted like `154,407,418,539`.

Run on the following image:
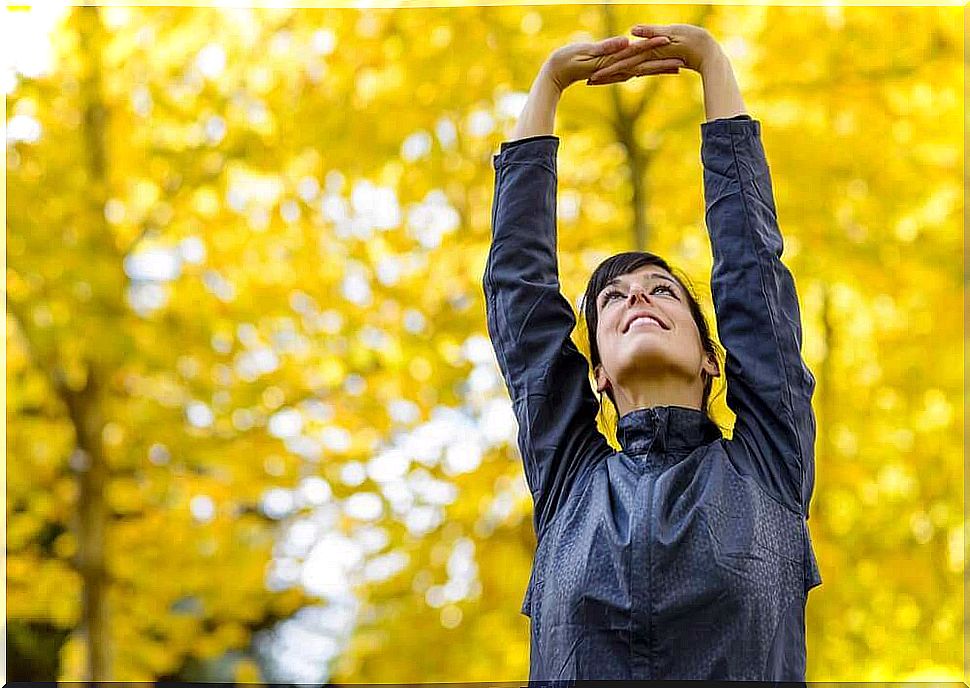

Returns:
618,347,684,374
622,338,672,359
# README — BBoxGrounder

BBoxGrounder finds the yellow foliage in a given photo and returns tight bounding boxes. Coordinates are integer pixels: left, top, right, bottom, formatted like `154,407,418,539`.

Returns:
5,3,961,683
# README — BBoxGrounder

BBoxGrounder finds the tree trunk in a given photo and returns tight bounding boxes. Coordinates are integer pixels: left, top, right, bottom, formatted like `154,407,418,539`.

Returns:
71,5,114,680
599,4,651,251
599,5,715,251
62,376,111,681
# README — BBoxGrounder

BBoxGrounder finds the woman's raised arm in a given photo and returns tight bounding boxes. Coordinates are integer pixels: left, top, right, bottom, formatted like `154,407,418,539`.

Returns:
484,38,679,538
592,26,817,517
699,41,817,518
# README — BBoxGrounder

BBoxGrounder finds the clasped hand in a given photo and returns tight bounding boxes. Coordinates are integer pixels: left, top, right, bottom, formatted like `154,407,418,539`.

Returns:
543,23,719,91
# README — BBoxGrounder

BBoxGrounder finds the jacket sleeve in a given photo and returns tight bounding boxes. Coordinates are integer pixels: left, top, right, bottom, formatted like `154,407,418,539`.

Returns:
483,134,612,538
701,116,818,517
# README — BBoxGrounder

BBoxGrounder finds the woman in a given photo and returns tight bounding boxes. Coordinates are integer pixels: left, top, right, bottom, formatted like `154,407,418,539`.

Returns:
483,23,823,680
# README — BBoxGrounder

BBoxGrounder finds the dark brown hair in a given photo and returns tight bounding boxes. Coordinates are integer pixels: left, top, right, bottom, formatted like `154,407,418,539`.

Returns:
579,251,724,422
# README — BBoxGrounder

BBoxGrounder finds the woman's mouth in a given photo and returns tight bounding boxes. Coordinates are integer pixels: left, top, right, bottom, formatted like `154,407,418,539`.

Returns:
623,313,668,333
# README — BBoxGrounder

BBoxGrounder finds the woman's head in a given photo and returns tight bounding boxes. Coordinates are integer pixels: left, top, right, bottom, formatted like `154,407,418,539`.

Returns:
580,251,722,419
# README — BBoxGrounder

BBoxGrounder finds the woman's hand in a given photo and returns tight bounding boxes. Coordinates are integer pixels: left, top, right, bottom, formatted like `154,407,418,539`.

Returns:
588,23,722,83
542,34,685,92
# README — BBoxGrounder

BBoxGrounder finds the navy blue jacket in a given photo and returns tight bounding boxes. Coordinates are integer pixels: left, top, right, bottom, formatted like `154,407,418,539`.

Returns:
483,116,822,680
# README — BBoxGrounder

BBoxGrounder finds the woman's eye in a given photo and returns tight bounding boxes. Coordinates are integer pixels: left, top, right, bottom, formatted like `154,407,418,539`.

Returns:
603,290,624,303
601,284,676,306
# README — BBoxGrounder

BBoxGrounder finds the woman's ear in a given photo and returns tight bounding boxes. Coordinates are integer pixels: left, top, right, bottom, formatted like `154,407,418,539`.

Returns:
702,352,721,378
594,364,612,393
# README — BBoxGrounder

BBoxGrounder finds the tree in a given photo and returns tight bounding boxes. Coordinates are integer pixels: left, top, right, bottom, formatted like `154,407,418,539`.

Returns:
6,4,962,681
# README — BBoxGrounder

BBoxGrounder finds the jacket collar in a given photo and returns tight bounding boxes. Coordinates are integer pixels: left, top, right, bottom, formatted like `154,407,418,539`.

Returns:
617,405,722,457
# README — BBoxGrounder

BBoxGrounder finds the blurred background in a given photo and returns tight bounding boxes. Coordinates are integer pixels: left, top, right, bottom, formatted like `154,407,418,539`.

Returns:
4,2,964,682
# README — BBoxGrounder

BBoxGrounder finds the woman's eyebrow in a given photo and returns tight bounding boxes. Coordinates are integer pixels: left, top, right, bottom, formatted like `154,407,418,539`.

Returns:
603,273,678,289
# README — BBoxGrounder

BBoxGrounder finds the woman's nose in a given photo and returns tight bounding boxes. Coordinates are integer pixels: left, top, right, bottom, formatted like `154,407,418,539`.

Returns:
628,285,650,304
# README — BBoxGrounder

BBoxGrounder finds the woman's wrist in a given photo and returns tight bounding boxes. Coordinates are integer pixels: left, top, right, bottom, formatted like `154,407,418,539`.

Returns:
698,48,747,121
509,65,563,140
697,40,726,76
538,60,567,95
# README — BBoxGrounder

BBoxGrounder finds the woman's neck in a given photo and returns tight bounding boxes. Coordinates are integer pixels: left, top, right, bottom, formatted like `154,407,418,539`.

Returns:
611,376,705,418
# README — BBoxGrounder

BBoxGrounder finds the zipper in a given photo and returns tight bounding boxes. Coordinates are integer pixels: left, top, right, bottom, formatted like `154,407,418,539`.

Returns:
644,470,655,677
632,407,661,675
645,406,660,675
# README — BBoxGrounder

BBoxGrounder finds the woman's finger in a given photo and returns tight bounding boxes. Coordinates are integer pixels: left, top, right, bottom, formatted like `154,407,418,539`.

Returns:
598,39,677,76
592,54,683,81
647,67,681,76
588,59,681,85
598,35,669,65
587,72,630,86
632,58,685,76
590,35,630,55
588,66,679,86
631,24,670,38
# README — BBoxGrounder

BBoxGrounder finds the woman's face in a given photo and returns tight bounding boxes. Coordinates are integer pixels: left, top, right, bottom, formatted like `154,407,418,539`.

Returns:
593,265,718,397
